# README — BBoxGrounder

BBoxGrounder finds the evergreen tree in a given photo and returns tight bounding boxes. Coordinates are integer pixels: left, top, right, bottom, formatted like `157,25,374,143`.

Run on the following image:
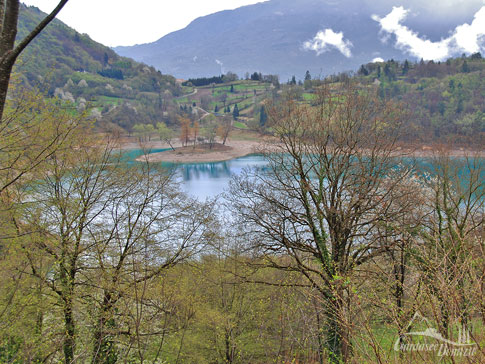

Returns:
402,60,409,75
456,99,464,113
470,52,482,60
304,70,311,81
259,106,267,127
461,60,470,73
250,72,261,81
358,65,369,76
233,104,240,119
230,84,234,93
214,105,219,113
384,63,391,78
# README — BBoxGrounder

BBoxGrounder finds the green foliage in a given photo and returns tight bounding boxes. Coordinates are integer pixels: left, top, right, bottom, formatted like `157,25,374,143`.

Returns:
15,5,183,130
353,55,485,142
233,121,248,129
133,123,155,141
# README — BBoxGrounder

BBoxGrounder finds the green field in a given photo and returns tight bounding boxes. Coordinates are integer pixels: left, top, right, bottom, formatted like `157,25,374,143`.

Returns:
233,121,248,129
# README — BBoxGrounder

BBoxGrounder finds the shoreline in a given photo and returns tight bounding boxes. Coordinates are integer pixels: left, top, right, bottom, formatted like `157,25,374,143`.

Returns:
135,140,262,163
117,137,485,164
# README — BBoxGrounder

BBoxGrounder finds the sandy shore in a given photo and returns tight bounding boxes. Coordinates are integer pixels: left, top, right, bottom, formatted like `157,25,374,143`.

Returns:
117,136,484,164
136,140,263,163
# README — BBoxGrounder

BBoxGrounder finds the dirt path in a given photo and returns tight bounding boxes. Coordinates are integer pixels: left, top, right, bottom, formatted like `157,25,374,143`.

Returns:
176,88,198,99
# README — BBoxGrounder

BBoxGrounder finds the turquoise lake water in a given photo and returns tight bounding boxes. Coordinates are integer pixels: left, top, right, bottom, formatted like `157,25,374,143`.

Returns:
122,149,484,200
121,149,269,199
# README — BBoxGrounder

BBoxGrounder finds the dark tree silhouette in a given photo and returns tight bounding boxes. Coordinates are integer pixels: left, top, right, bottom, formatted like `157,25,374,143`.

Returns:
232,104,239,119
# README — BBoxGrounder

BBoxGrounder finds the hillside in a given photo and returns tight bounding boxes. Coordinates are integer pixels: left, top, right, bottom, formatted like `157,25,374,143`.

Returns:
359,56,485,143
14,4,186,129
163,55,485,147
13,4,485,145
115,0,484,80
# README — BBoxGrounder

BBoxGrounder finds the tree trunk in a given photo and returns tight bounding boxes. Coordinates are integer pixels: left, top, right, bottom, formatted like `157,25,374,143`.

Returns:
324,293,351,364
92,293,118,364
63,297,75,364
0,59,14,119
225,330,234,364
0,0,70,121
0,0,19,120
314,300,324,364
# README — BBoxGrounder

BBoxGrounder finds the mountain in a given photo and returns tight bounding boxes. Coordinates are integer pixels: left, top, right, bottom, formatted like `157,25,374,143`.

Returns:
15,4,183,129
114,0,485,80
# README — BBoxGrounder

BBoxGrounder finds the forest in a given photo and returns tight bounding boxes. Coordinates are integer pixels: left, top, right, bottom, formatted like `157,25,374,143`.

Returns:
0,82,483,364
0,2,483,363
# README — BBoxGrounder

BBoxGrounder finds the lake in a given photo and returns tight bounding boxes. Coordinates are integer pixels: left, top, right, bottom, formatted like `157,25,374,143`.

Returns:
122,149,269,199
123,149,484,200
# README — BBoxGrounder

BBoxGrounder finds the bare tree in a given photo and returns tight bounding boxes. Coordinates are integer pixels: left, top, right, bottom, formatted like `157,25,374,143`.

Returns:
203,116,218,149
228,83,415,363
20,136,214,363
217,115,233,145
0,86,82,197
0,0,70,120
157,122,176,150
412,153,485,338
88,161,214,364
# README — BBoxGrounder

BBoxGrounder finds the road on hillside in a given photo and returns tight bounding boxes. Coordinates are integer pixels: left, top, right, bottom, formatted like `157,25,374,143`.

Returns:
176,88,198,99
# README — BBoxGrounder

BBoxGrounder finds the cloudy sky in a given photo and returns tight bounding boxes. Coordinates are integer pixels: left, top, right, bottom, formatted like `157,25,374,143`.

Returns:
300,0,485,61
372,5,485,60
22,0,485,61
21,0,268,47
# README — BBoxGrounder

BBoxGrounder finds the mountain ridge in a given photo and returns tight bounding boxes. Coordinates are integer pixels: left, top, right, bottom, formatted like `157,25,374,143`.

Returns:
115,0,484,80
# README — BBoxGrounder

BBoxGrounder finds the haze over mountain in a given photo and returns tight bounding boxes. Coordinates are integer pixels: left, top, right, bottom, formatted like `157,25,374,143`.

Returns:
115,0,485,80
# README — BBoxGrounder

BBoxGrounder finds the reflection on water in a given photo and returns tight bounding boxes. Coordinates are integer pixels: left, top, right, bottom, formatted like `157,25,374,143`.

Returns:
179,162,232,180
122,150,270,199
123,150,484,201
163,155,269,199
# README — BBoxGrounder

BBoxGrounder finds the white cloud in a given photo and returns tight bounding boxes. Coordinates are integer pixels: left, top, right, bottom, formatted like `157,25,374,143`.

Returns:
372,57,384,62
303,29,353,58
453,6,485,54
373,6,485,61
